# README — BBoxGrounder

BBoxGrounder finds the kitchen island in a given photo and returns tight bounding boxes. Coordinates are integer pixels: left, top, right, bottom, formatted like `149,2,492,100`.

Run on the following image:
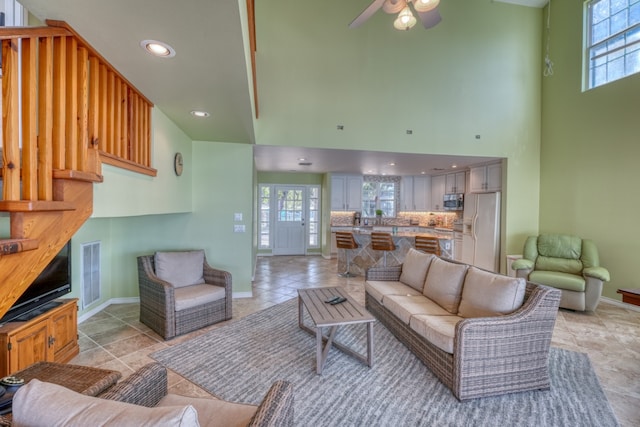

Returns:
335,228,452,276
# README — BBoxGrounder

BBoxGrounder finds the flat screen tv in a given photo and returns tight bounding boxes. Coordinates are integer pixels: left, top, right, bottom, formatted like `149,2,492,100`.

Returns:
0,240,71,324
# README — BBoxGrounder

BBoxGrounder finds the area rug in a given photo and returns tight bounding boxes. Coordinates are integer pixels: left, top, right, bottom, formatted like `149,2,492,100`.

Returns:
151,298,618,427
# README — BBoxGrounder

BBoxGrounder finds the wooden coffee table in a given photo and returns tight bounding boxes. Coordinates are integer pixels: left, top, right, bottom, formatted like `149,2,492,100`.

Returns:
298,287,375,374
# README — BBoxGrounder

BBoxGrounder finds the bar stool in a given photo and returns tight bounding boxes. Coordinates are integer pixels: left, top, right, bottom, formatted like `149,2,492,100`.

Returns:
335,232,359,277
414,235,441,256
370,232,396,267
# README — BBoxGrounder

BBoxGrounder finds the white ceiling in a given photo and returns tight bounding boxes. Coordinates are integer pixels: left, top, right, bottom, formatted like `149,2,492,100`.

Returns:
17,0,509,176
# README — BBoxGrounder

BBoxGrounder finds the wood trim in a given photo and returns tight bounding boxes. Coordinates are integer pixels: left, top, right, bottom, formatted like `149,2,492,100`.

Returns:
247,0,259,119
0,26,71,39
99,151,157,177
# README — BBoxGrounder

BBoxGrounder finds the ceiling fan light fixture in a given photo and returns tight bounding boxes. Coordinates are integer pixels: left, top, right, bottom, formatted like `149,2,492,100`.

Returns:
413,0,440,13
382,0,406,14
393,6,417,30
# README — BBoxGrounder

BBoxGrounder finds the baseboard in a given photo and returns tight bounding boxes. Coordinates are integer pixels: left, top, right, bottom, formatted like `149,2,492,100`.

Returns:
78,297,140,323
600,296,640,312
233,291,253,299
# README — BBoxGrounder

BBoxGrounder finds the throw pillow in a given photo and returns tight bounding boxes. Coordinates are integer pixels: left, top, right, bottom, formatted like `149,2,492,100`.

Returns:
422,257,469,314
12,379,200,427
457,267,526,318
399,248,434,291
155,250,206,288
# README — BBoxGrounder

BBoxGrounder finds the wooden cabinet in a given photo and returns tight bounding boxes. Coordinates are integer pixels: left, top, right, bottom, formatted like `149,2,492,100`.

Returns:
331,175,363,211
0,299,78,376
445,171,466,194
469,163,502,193
400,176,431,211
431,175,446,211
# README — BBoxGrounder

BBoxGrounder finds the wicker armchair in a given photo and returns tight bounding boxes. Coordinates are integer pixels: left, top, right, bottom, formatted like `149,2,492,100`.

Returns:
138,251,232,340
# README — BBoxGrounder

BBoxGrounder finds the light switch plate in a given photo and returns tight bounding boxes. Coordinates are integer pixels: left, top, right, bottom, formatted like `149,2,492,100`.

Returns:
234,224,245,233
234,213,243,221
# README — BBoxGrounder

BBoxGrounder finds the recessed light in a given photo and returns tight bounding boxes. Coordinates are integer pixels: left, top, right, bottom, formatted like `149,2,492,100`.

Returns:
298,158,306,161
389,162,396,166
140,40,176,58
452,164,458,169
421,171,426,174
190,110,210,118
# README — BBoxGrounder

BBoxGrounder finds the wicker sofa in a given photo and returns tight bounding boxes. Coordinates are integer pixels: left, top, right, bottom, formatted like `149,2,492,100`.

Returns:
8,363,294,427
365,248,561,401
138,250,233,340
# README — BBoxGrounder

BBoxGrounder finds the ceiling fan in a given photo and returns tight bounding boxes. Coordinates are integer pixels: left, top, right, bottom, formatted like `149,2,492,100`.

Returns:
349,0,442,31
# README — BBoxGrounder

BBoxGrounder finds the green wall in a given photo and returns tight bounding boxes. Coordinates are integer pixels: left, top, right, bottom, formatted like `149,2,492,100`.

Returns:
540,1,640,300
255,0,544,265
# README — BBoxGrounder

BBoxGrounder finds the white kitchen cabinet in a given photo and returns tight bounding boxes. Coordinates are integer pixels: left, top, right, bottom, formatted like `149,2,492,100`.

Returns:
331,175,363,211
431,174,446,211
400,176,431,211
469,163,502,193
445,171,466,194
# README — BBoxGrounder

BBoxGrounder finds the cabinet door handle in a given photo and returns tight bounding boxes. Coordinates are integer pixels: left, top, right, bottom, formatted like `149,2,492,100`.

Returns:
48,336,56,347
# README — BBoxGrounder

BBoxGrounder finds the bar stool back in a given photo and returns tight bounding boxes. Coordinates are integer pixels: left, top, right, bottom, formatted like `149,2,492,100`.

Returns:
335,232,359,277
370,232,396,267
414,235,441,256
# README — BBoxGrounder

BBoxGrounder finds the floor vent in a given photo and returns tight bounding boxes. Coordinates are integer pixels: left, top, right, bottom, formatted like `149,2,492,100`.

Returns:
81,241,101,309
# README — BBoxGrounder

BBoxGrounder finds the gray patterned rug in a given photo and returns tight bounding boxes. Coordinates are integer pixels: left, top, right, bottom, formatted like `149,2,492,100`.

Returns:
151,298,618,427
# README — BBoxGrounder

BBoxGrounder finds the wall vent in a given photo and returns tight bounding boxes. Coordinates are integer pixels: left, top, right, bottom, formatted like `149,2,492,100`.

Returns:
81,241,101,309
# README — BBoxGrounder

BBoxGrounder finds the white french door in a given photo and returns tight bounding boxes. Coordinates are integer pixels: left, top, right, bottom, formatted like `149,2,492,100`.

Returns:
273,186,306,255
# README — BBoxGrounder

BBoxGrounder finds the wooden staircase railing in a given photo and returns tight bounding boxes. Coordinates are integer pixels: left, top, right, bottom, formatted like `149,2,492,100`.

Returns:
0,21,154,319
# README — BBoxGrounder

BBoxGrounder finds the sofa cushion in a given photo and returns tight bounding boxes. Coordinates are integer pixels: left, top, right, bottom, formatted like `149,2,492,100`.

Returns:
422,257,469,314
529,270,586,292
399,249,435,291
457,267,526,318
13,379,199,427
384,295,451,324
158,394,256,427
155,250,206,288
365,280,422,304
174,284,226,311
409,314,462,354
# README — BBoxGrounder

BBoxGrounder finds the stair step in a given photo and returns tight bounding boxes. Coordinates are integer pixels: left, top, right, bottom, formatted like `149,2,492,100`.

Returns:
53,169,104,183
0,238,39,255
0,200,75,212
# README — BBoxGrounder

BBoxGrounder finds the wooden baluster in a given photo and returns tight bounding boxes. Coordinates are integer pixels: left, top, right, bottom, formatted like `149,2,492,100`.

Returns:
52,36,67,171
65,37,78,170
38,36,54,201
77,47,89,171
87,55,100,169
21,38,38,201
2,39,21,201
99,63,107,153
114,77,122,158
107,70,115,156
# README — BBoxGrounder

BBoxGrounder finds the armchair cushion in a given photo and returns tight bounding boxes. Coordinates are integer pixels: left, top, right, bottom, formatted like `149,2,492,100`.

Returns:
13,379,199,427
155,250,206,288
584,266,611,282
158,394,256,427
458,267,526,318
174,284,226,311
530,271,585,292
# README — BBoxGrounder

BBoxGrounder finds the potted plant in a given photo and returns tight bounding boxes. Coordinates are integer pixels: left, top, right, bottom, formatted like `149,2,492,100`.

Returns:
375,209,383,225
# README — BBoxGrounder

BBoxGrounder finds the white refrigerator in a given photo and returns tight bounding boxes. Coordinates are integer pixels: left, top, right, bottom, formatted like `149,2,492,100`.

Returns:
462,192,501,272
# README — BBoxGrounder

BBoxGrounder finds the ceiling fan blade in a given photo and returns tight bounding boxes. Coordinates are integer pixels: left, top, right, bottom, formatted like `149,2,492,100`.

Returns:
349,0,386,29
416,7,442,29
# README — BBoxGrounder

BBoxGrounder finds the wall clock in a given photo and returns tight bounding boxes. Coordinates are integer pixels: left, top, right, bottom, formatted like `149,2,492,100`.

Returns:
174,152,183,176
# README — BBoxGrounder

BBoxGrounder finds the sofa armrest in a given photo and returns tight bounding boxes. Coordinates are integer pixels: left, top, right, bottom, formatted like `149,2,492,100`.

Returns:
452,283,561,399
583,266,610,282
203,261,233,319
365,265,402,281
511,258,534,271
248,380,294,427
98,363,168,407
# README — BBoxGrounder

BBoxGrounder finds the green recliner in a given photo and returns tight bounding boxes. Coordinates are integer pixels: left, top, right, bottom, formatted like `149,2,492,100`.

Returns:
512,234,610,312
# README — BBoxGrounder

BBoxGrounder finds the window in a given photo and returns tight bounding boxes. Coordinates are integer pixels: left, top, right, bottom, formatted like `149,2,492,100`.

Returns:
259,185,271,249
585,0,640,89
362,178,397,218
308,186,320,248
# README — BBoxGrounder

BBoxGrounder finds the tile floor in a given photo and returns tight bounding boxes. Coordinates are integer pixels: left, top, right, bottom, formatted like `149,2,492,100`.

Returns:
73,256,640,426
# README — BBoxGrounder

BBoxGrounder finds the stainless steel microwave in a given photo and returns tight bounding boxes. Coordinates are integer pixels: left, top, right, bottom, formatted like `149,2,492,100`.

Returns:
443,193,464,211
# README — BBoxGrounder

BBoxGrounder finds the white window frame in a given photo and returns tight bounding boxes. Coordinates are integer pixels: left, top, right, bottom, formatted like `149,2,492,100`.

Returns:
1,0,26,26
361,179,397,218
585,0,640,90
